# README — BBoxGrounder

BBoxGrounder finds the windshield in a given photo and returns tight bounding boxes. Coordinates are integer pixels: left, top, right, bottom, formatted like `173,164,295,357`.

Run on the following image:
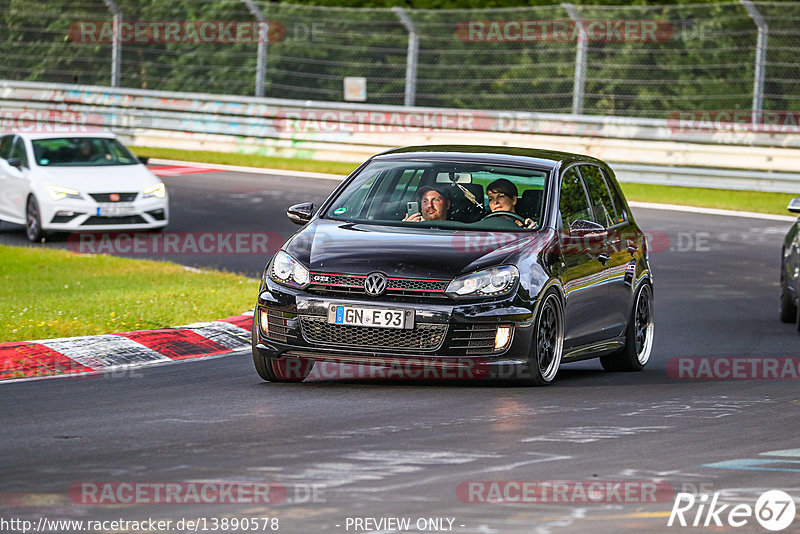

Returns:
324,159,548,231
31,137,139,167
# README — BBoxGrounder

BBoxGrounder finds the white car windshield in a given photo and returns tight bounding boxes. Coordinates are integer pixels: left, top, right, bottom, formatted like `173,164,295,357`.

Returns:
31,137,139,167
324,160,548,231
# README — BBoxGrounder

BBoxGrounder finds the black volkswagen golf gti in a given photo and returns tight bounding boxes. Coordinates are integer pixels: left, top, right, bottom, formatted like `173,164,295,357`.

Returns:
253,146,654,385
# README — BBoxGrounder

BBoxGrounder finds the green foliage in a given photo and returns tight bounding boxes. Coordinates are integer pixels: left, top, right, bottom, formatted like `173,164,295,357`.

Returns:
0,245,258,342
4,1,800,117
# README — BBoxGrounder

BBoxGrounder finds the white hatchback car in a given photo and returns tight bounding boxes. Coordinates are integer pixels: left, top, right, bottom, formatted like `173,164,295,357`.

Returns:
0,132,168,241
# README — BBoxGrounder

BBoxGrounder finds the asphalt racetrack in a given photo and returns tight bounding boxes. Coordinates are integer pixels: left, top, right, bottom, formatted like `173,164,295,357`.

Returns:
1,167,798,533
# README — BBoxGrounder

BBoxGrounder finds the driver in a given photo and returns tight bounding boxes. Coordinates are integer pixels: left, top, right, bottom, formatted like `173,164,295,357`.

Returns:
75,140,93,161
486,178,535,228
403,186,450,222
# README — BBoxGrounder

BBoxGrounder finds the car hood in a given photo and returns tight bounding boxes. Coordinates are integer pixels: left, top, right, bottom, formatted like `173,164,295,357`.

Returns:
32,164,160,192
284,219,552,280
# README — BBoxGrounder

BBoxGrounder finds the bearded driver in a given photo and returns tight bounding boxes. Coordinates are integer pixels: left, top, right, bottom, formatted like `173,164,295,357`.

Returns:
403,186,451,222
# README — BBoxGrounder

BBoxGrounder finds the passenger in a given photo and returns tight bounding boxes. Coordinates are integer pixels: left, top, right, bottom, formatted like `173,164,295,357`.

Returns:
486,178,535,228
403,186,450,222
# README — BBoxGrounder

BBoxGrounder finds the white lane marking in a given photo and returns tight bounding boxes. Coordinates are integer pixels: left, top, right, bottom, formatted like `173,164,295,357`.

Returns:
250,450,570,492
629,201,797,222
149,158,347,181
41,335,169,370
521,426,671,444
761,449,800,457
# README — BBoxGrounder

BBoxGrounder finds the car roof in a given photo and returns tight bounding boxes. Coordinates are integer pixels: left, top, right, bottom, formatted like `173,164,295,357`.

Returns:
1,131,118,141
374,145,605,169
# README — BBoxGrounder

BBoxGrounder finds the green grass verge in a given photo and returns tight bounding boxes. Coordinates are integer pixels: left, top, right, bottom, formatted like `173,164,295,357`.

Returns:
132,146,359,176
133,146,799,216
619,183,796,216
0,245,259,343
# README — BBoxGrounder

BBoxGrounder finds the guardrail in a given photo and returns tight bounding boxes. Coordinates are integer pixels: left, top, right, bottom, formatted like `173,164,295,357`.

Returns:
3,80,800,193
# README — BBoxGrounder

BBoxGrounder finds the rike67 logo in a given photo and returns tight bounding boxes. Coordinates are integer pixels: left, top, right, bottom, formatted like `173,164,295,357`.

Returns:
668,490,796,531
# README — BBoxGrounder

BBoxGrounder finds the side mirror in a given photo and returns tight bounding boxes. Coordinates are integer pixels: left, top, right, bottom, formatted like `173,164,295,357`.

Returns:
568,219,607,238
137,156,150,165
287,202,314,225
7,157,22,169
788,197,800,213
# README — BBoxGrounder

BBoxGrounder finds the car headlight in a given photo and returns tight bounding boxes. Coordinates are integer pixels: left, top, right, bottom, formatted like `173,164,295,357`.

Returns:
45,185,82,201
143,183,166,198
269,250,310,288
446,265,519,298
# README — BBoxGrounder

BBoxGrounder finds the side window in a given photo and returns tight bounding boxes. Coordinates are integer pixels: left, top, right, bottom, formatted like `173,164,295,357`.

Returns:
0,135,12,160
601,167,628,224
9,137,29,168
579,164,616,228
388,168,423,203
559,166,592,231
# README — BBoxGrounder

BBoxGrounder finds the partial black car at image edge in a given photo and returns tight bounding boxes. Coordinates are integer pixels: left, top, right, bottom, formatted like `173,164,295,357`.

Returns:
252,145,654,385
779,196,800,331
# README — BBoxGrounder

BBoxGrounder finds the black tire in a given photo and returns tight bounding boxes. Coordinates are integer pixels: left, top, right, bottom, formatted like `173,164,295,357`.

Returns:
522,289,564,386
601,283,654,372
780,264,797,323
251,320,313,382
25,195,44,242
796,301,800,333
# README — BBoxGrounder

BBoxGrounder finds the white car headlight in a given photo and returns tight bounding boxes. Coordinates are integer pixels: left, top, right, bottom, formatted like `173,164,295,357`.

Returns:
446,265,519,298
143,183,166,198
45,185,82,201
269,250,310,288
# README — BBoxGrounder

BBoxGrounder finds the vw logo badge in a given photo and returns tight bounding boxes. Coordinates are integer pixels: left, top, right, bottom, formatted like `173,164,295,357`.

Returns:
364,272,387,296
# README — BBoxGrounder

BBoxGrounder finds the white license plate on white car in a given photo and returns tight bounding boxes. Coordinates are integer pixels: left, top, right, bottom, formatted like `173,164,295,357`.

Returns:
96,204,137,217
327,305,412,329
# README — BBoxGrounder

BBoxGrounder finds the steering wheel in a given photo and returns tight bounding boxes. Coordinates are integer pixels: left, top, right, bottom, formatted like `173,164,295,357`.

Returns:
482,210,526,223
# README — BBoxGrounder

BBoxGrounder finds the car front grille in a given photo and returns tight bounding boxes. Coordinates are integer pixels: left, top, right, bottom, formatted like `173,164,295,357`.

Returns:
82,215,147,225
307,272,450,299
90,192,138,202
300,315,447,352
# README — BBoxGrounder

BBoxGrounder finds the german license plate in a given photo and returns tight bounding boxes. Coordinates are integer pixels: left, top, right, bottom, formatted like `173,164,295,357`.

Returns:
327,305,412,329
97,204,136,217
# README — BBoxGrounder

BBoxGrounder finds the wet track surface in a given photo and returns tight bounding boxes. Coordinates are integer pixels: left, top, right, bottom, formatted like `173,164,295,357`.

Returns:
1,169,799,533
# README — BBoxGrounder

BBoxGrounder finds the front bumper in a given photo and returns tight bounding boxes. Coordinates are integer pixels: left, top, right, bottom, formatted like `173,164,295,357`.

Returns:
40,195,168,232
253,279,538,375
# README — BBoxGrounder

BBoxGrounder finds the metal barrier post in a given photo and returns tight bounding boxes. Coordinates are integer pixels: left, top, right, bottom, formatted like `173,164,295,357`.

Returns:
102,0,122,87
242,0,268,98
393,7,418,107
741,0,768,127
563,3,587,115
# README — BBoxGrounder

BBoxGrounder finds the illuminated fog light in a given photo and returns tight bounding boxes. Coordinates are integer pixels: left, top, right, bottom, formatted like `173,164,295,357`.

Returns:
494,325,512,350
259,308,270,336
